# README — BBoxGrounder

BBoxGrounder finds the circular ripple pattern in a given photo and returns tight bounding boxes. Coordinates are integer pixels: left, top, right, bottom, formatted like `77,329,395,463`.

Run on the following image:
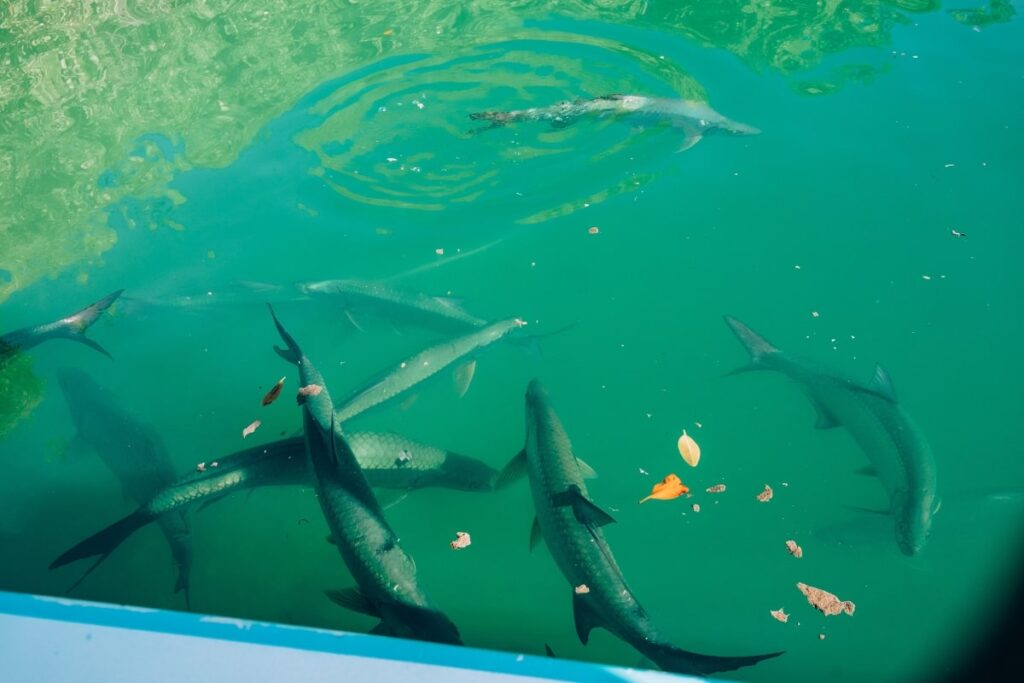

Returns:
296,34,706,223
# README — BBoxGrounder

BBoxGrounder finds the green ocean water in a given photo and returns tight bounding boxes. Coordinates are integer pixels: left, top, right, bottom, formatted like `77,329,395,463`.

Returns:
1,1,1023,680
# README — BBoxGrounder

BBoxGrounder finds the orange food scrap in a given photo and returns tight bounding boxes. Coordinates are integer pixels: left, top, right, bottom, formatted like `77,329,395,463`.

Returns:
756,484,774,502
262,376,286,406
796,582,855,616
786,540,803,558
588,226,600,235
450,531,471,550
692,503,701,512
706,484,726,493
770,608,789,623
640,474,689,503
677,430,701,467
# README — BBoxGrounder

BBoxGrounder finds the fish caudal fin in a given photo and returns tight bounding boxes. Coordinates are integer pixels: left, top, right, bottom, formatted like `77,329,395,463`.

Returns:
55,289,124,359
722,315,780,373
267,304,301,364
50,509,154,587
638,640,784,677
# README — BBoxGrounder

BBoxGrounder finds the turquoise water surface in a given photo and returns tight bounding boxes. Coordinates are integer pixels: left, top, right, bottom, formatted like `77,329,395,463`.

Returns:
2,2,1023,681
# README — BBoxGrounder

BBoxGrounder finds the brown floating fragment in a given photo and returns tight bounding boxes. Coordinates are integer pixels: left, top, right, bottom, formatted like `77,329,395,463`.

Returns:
797,582,855,616
706,484,726,493
786,540,803,558
756,484,774,502
770,608,789,623
262,376,286,406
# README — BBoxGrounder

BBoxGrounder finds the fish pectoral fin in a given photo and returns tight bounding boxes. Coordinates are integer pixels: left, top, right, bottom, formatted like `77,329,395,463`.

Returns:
844,505,890,516
196,492,231,513
376,491,410,511
572,591,604,645
529,516,544,552
854,465,880,478
544,644,557,658
811,399,841,430
453,359,477,398
325,588,379,617
870,364,899,403
325,534,336,546
369,621,393,637
677,134,703,152
342,308,366,333
495,448,527,490
553,485,616,528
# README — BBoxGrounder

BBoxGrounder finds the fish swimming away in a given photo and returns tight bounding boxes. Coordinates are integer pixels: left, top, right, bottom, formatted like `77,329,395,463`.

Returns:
50,431,499,578
56,367,193,606
1,290,122,365
240,278,488,335
331,317,528,423
501,379,783,675
270,305,462,645
723,315,939,556
470,94,760,151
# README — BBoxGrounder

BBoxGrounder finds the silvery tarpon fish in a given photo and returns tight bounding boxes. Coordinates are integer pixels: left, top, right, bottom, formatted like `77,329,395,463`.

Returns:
297,279,488,334
56,368,193,606
724,316,939,556
499,380,783,676
270,305,462,645
331,317,527,423
1,290,122,365
470,94,760,151
50,432,499,574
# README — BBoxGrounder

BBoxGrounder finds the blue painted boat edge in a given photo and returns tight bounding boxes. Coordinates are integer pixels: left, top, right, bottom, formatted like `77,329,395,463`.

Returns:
0,591,689,682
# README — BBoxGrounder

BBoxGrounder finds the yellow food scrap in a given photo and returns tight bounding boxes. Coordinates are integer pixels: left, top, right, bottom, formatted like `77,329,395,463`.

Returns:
677,430,701,467
796,582,855,616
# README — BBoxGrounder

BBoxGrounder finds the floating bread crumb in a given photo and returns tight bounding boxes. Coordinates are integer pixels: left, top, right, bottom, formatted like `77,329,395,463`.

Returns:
797,582,855,616
786,540,803,558
770,608,789,623
450,531,471,550
757,484,774,502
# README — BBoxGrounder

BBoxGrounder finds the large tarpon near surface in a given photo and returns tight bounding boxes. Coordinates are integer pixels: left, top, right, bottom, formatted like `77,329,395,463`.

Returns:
501,380,783,676
50,432,498,574
56,368,193,605
332,317,527,423
1,290,122,365
724,316,939,555
270,305,462,645
470,94,759,151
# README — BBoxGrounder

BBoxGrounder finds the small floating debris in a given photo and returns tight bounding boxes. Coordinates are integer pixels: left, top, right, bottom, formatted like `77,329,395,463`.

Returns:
588,226,600,235
435,247,445,256
638,467,648,476
211,461,219,468
196,462,206,473
756,484,774,502
297,384,323,398
770,608,789,623
450,531,471,550
922,275,932,281
819,633,826,640
574,584,590,595
640,474,689,504
397,449,412,464
797,582,855,616
786,540,803,558
951,229,967,238
811,311,821,318
691,503,701,513
677,430,701,467
262,376,286,406
706,484,727,494
242,420,261,439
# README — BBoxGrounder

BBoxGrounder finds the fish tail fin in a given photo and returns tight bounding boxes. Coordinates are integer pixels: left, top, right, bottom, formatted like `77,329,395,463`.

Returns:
50,509,153,584
722,315,781,373
267,304,301,364
53,289,124,358
638,640,784,677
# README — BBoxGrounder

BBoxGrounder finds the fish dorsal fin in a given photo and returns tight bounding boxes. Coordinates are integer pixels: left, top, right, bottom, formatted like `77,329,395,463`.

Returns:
810,398,841,430
572,591,604,645
325,587,378,617
870,364,898,403
529,516,544,552
495,448,527,489
552,485,616,528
